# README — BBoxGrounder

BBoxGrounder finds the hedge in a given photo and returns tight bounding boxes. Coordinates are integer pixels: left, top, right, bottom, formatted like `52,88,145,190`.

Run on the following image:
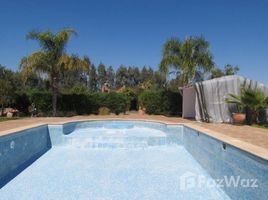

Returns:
14,90,181,116
14,91,128,116
138,90,182,115
91,92,128,115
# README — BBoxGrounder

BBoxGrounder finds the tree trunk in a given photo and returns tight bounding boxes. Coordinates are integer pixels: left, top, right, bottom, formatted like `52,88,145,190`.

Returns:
51,75,58,117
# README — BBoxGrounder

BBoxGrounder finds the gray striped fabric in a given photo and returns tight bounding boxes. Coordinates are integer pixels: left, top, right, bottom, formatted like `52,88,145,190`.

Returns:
194,75,268,123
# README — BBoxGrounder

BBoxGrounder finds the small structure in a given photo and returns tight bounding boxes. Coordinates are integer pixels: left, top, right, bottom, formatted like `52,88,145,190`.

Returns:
101,83,110,93
181,75,268,123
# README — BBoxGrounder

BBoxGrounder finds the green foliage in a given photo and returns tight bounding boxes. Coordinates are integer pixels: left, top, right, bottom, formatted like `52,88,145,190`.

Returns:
160,36,214,86
138,90,182,115
89,64,98,92
58,93,93,115
92,92,128,115
13,91,128,116
97,63,107,88
225,88,268,123
121,88,138,111
21,29,90,116
0,65,22,108
0,79,13,106
253,124,268,130
27,90,52,113
14,92,31,114
211,64,239,79
115,65,128,87
161,90,182,116
98,107,111,115
139,91,163,114
106,66,115,88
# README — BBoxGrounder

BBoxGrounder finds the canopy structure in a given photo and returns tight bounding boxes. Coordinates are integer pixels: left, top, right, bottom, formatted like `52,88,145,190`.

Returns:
182,75,268,123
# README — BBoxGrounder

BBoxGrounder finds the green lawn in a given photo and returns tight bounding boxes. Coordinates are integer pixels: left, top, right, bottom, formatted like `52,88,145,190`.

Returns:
0,117,19,122
253,124,268,130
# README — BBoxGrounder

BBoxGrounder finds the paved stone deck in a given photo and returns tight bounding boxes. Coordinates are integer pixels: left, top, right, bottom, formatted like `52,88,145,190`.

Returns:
0,114,268,159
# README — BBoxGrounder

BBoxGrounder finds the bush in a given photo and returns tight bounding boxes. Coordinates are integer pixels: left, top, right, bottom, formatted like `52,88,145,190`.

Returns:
14,92,31,115
138,91,162,114
92,92,128,115
28,90,52,113
98,107,111,115
13,91,129,116
161,90,182,116
121,88,138,111
58,93,93,115
138,90,182,115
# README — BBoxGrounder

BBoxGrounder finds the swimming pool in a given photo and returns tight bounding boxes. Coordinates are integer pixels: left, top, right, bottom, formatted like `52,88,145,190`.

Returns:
0,120,267,199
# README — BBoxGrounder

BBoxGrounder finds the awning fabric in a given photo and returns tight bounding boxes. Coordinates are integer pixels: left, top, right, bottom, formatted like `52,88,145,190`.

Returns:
194,75,268,123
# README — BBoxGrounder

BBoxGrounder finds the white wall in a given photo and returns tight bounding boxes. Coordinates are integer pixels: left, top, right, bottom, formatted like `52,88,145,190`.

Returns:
182,87,196,118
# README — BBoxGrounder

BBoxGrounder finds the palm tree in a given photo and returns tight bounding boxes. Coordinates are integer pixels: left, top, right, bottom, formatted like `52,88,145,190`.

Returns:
160,36,214,86
225,88,268,123
20,29,90,116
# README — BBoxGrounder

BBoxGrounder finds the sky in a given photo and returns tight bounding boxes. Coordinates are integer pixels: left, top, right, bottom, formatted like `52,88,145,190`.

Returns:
0,0,268,84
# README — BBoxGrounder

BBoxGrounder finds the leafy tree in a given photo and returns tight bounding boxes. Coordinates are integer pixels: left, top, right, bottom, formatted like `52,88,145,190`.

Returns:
0,65,21,114
160,36,214,86
106,66,115,88
22,71,46,90
89,64,98,92
97,63,107,89
59,58,90,90
211,64,239,79
0,79,12,115
127,67,137,87
152,71,166,89
140,66,154,84
133,67,141,86
20,29,90,116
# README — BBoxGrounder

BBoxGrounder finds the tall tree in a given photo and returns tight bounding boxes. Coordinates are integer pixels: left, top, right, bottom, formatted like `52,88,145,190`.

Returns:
152,71,166,89
106,66,115,88
127,67,137,87
115,65,128,87
140,66,154,84
59,57,90,90
88,64,98,92
0,65,21,115
20,29,90,116
97,63,107,89
160,36,214,86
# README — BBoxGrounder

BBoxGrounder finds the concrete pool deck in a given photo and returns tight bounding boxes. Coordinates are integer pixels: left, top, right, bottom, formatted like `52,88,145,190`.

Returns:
0,113,268,160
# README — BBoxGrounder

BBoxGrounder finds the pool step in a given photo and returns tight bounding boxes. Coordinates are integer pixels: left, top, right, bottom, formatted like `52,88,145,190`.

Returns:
59,136,178,149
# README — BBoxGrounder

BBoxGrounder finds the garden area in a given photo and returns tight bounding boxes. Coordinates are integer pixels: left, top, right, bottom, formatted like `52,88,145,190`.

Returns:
0,29,267,129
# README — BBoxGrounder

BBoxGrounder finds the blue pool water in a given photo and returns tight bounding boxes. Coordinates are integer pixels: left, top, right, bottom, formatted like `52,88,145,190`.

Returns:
0,122,266,200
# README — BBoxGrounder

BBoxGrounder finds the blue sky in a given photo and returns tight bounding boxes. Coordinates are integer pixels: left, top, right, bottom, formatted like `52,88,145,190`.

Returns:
0,0,268,84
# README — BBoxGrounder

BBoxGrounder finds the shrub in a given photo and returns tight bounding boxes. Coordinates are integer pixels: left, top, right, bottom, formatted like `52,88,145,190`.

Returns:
138,90,182,115
161,90,182,116
14,92,31,115
13,91,129,116
92,92,128,115
138,91,162,114
58,93,93,115
98,107,111,115
121,88,138,111
27,90,52,113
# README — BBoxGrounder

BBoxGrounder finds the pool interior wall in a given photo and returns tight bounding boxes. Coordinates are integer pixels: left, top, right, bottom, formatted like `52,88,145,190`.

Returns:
0,120,267,200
